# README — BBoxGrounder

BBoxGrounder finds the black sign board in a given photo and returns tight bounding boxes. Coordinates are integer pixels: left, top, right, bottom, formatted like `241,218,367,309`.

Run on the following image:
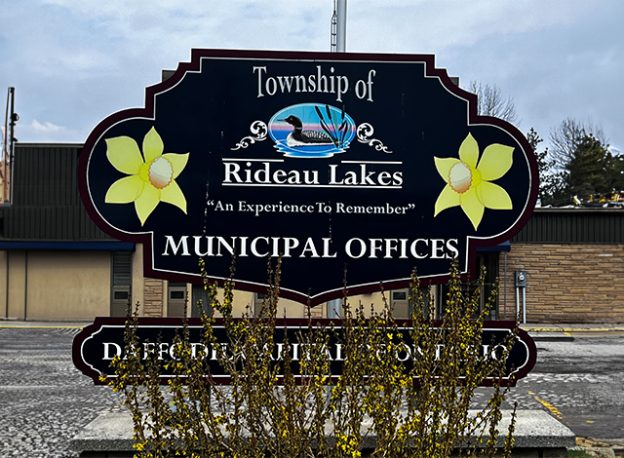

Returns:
72,318,536,387
80,50,538,305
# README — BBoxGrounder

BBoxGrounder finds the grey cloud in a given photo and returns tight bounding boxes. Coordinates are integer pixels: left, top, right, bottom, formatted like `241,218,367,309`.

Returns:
0,0,621,151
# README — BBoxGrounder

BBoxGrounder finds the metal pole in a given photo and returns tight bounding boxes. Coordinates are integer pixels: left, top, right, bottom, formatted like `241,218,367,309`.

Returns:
336,0,347,52
522,287,527,324
328,0,346,322
328,4,346,406
330,3,337,52
515,286,519,322
503,252,507,318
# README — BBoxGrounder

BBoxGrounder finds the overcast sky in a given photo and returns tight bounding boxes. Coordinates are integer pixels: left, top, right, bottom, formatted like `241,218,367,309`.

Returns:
0,0,622,153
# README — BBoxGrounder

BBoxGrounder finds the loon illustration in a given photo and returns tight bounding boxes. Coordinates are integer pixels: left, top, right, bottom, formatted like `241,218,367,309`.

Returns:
281,115,334,147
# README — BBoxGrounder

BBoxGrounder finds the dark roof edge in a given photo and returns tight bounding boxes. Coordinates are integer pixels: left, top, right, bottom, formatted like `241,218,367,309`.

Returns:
534,207,624,214
0,241,134,251
16,142,84,148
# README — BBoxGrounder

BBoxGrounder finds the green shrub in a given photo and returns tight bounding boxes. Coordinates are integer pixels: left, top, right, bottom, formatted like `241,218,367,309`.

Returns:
107,260,517,457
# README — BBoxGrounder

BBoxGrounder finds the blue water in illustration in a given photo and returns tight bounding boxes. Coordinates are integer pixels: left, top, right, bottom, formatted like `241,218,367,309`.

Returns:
268,103,356,158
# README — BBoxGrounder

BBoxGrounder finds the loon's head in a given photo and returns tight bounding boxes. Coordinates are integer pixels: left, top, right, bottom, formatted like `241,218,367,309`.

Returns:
281,115,303,129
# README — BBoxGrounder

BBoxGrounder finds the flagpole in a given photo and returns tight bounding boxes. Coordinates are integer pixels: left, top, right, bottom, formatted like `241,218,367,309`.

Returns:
331,0,347,53
327,1,346,320
336,0,346,52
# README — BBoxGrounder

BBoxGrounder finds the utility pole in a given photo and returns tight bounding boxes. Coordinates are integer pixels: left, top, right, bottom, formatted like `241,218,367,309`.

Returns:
2,87,17,204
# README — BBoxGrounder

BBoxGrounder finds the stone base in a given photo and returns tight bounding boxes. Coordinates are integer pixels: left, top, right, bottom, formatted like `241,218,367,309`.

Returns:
72,409,575,457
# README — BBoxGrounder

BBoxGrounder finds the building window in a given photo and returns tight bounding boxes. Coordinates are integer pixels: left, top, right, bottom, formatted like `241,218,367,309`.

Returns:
252,292,268,317
392,291,407,301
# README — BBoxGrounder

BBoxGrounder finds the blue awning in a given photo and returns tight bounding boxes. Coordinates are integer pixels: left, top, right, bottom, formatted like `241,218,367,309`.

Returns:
0,241,135,251
477,241,511,253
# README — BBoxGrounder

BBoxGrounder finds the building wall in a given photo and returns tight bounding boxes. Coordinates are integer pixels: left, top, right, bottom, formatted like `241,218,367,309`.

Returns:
499,243,624,323
0,248,449,322
211,290,404,319
3,251,27,319
140,282,404,319
194,288,309,318
0,250,111,320
143,278,165,317
0,251,6,318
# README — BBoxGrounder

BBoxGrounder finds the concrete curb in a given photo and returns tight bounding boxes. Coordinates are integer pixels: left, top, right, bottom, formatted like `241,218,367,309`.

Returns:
0,321,89,329
523,326,624,333
71,409,576,457
523,325,624,341
1,320,624,333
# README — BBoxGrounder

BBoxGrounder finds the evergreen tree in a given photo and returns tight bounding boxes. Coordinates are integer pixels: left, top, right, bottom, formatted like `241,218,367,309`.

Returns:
605,152,624,195
566,134,611,202
526,128,564,206
548,119,623,205
549,118,606,173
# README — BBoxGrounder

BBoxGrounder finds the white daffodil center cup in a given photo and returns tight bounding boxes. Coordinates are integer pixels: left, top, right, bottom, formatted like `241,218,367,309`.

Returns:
148,157,173,189
449,162,472,193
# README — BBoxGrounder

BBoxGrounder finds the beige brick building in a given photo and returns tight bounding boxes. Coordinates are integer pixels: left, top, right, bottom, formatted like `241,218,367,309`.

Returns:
499,227,624,323
1,144,622,323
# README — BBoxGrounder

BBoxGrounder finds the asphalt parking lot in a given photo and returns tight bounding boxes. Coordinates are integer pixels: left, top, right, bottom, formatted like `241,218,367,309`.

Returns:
0,326,117,457
0,324,623,457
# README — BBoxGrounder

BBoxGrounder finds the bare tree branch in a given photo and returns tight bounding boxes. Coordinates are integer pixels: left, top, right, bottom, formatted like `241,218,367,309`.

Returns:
468,81,518,124
549,118,607,171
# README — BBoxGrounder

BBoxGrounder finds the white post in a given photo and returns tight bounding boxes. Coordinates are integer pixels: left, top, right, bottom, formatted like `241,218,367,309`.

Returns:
515,286,520,321
522,287,527,324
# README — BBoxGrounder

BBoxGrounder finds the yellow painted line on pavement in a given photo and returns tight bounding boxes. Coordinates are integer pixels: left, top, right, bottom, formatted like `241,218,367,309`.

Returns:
528,390,563,419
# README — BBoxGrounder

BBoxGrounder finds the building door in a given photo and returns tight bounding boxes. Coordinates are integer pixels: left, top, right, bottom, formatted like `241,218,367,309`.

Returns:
110,252,132,317
191,284,212,318
167,282,187,317
435,254,499,319
391,290,410,319
327,298,341,319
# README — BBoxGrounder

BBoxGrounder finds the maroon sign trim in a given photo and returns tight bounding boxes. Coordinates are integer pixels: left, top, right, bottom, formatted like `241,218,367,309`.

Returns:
78,49,539,305
72,317,537,387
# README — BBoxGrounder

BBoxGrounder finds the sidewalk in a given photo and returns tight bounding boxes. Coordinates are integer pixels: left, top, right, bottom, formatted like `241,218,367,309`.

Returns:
2,320,624,333
521,323,624,341
0,320,90,328
522,323,624,333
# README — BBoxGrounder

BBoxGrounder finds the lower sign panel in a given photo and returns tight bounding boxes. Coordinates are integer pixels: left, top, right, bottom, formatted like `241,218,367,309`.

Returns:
72,318,536,386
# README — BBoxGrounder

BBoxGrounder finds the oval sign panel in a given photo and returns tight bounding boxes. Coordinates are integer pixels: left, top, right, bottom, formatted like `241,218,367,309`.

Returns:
79,50,538,305
268,103,357,158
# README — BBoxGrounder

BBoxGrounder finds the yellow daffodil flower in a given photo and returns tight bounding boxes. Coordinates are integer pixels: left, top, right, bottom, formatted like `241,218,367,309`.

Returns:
104,127,189,226
434,133,514,230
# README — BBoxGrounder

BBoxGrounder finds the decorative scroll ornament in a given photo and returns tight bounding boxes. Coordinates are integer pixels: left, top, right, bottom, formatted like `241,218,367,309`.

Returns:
356,123,392,153
231,121,268,150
